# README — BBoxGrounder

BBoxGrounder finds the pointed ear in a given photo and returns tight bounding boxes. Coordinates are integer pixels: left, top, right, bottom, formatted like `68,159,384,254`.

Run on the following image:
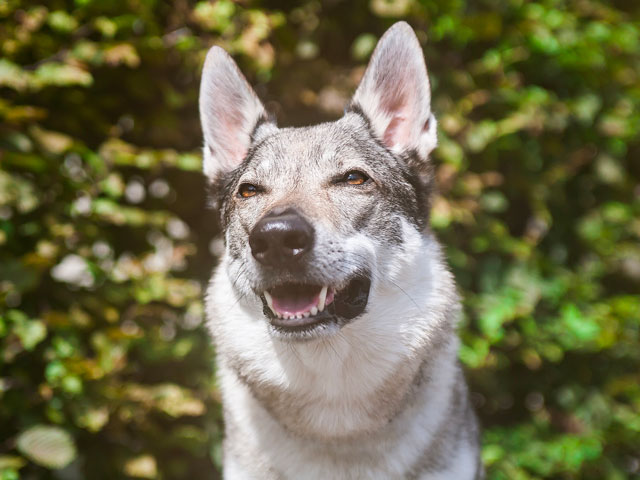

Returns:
199,46,272,179
349,22,437,162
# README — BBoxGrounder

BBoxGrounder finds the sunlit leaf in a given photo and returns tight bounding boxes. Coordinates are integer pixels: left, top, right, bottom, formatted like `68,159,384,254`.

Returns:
16,426,77,469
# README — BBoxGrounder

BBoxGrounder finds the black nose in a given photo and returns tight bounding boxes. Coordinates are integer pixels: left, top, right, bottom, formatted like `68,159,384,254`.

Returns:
249,208,315,266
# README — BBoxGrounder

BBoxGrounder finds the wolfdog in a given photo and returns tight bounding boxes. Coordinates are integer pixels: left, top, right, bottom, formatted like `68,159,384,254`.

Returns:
199,21,482,479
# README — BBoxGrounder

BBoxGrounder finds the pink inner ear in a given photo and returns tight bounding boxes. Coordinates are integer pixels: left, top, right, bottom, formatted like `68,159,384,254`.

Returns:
383,114,409,147
380,83,414,148
382,115,405,147
220,112,249,169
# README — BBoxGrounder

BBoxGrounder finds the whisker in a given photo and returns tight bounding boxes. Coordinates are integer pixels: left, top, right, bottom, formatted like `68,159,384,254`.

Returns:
222,291,248,316
335,255,422,314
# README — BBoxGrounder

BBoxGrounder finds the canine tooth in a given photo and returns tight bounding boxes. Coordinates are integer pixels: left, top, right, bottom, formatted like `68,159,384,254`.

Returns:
318,286,328,312
310,306,318,316
264,291,275,314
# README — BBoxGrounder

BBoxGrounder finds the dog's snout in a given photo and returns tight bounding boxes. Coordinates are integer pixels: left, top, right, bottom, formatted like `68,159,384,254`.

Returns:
249,208,314,266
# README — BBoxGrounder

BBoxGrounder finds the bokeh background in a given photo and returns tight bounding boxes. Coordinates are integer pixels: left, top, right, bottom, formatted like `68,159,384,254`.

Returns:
1,0,639,479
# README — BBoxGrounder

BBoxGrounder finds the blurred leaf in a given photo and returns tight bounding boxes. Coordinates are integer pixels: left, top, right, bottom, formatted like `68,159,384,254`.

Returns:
561,303,600,343
124,454,158,479
16,426,77,470
0,60,30,91
47,11,78,33
12,314,47,351
0,456,26,470
34,63,93,88
351,33,377,60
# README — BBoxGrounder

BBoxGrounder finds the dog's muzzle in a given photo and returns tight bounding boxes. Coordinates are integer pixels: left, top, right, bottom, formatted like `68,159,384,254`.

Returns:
249,207,372,339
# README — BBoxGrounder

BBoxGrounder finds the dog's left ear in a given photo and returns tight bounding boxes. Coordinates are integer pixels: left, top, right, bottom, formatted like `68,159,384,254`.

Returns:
349,22,437,163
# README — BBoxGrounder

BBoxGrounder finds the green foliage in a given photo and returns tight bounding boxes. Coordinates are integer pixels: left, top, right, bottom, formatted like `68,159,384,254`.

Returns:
1,0,638,479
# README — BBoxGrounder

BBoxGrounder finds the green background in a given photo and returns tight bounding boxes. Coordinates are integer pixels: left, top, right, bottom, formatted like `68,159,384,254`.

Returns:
1,0,639,478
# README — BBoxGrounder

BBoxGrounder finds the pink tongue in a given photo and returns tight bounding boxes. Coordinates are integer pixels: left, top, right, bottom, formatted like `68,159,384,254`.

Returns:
271,290,320,316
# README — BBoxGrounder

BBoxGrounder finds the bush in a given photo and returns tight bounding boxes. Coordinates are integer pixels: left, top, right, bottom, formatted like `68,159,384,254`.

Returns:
1,1,638,478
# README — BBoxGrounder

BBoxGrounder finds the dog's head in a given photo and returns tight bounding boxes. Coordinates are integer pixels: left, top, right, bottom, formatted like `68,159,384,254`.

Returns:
200,22,438,341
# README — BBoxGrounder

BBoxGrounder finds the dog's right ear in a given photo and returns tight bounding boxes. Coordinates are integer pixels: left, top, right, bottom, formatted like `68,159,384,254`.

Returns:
199,47,272,179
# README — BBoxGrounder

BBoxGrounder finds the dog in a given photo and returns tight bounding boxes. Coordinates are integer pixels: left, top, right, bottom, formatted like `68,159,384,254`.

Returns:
199,21,482,479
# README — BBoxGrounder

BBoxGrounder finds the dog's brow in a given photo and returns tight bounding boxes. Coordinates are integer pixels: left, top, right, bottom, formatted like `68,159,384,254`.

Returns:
321,148,337,163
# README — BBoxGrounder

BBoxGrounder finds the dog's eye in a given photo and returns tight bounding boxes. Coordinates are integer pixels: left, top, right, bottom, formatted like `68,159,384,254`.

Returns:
238,183,259,198
344,171,369,186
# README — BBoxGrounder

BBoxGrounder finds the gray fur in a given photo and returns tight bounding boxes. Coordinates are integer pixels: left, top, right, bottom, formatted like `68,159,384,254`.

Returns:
200,21,482,479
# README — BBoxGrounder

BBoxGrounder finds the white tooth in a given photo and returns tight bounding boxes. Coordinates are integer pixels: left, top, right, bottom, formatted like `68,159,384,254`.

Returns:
310,306,318,316
264,291,275,315
303,312,310,318
296,314,302,319
318,286,328,312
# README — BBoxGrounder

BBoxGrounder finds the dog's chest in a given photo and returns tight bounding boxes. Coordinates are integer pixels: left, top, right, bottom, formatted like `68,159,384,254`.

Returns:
225,325,424,439
219,334,470,480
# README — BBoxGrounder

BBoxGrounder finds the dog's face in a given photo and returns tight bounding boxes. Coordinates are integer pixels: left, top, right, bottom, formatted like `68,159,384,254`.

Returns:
200,22,438,340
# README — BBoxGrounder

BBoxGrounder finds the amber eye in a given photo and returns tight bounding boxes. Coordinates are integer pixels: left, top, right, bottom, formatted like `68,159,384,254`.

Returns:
344,171,369,185
238,183,259,198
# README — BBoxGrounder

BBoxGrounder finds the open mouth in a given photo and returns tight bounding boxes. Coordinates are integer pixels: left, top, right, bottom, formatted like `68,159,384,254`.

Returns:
259,276,371,336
